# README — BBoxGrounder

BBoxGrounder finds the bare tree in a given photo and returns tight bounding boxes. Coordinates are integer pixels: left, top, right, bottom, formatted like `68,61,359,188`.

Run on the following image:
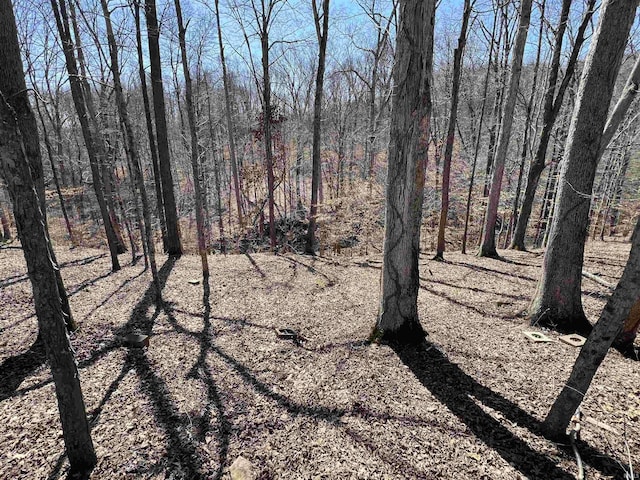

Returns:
174,0,209,275
215,0,244,230
372,0,435,344
0,0,96,470
478,0,532,258
434,0,472,261
306,0,330,254
510,0,596,251
543,216,640,440
528,0,639,334
100,0,160,295
145,0,183,256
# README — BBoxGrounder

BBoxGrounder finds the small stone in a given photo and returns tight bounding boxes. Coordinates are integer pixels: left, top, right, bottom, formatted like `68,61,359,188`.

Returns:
229,456,255,480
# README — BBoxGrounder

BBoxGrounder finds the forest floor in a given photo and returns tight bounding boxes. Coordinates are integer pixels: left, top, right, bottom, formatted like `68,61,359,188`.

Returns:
0,239,638,479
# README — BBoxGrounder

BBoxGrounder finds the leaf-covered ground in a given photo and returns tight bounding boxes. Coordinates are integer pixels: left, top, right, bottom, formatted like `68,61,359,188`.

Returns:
0,240,638,479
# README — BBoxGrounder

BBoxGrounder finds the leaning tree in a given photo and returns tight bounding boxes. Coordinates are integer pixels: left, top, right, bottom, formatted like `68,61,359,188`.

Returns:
0,0,96,471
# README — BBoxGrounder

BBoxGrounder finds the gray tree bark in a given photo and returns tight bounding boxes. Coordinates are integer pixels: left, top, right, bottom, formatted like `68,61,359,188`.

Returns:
145,0,183,256
306,0,330,255
478,0,532,258
529,0,639,335
510,0,596,251
543,216,640,439
373,0,435,344
174,0,209,276
434,0,471,260
0,0,96,470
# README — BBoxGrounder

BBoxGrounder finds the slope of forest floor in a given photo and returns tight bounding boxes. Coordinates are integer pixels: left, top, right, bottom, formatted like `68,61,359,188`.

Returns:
0,240,638,479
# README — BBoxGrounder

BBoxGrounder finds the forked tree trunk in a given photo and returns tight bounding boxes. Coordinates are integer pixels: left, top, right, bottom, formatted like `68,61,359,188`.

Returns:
306,0,330,255
373,0,435,344
478,0,533,258
434,0,471,260
543,216,640,439
145,0,182,256
529,0,639,335
0,1,96,469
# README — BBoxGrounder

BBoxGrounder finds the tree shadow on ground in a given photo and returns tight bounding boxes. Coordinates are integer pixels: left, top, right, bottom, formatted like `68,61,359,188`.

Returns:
244,253,266,278
45,257,175,480
0,253,107,290
392,341,626,479
446,260,538,282
0,336,46,402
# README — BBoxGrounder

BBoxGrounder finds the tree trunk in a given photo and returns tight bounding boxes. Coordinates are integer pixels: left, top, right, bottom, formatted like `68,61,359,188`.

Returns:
260,17,276,252
543,216,640,439
215,0,244,230
134,1,166,251
529,0,639,335
461,7,498,254
510,0,595,251
373,0,435,344
507,0,545,247
478,0,533,258
174,0,208,276
306,0,330,255
597,54,640,160
100,0,159,295
434,0,471,260
145,0,182,256
49,0,121,272
0,1,96,469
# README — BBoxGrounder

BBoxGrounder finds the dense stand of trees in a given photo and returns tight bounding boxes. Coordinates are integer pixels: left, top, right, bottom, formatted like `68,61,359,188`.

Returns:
1,0,640,473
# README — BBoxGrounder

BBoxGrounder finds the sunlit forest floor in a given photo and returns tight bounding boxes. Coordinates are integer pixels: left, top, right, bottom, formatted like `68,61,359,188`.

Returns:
0,240,638,479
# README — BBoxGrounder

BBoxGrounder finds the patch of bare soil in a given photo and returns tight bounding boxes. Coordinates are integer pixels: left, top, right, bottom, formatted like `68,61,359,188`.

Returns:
0,240,637,479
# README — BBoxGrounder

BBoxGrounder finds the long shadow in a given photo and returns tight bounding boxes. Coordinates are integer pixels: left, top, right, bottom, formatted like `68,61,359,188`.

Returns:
0,267,141,337
162,303,347,423
44,258,177,480
244,253,266,278
392,341,626,479
0,336,46,402
446,260,538,283
419,284,519,320
424,277,529,302
184,280,230,479
0,253,107,289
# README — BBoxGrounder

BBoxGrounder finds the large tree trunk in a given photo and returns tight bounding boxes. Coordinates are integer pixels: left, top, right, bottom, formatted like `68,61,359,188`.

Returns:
510,0,596,251
0,0,96,470
543,216,640,439
145,0,182,256
434,0,471,260
4,0,78,332
529,0,639,335
306,0,330,255
373,0,435,344
478,0,532,258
